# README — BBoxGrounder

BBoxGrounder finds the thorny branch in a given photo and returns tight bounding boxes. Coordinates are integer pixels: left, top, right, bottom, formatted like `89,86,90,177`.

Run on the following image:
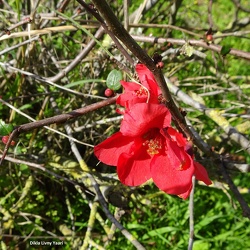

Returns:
85,0,250,218
0,3,250,248
88,0,193,141
131,35,250,60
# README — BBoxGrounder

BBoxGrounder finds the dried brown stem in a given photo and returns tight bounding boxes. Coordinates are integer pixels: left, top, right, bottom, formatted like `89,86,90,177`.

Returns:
47,26,105,82
208,0,213,29
0,96,117,166
76,0,134,65
0,17,32,38
130,23,203,38
57,0,71,13
220,159,250,218
131,35,250,60
90,0,193,141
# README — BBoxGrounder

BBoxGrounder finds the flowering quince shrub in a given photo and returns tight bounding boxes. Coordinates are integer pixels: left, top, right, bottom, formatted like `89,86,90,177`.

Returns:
94,64,212,199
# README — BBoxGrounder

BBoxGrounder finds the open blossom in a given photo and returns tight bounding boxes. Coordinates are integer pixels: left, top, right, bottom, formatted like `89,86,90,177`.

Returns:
95,63,211,198
117,64,161,112
94,103,211,199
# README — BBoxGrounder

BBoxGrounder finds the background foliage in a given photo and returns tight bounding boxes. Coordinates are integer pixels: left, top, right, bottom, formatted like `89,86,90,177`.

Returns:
0,0,249,249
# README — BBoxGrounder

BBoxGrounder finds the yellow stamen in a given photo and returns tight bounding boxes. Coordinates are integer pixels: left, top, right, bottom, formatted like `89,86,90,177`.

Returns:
143,137,162,155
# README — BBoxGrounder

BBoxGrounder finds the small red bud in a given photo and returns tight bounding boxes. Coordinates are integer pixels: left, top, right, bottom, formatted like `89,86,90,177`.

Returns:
167,42,173,48
206,34,213,42
156,61,164,69
2,136,16,146
104,88,114,97
2,136,8,144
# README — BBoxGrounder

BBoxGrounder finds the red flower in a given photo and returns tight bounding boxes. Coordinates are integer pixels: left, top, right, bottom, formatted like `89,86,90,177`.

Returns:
94,103,211,199
95,63,211,198
95,103,171,168
152,127,211,199
117,64,161,112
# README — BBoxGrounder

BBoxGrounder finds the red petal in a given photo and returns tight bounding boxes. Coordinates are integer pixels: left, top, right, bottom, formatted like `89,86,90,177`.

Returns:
94,132,134,166
161,131,192,171
136,64,161,96
116,88,147,109
120,103,171,137
117,79,158,110
120,80,139,91
151,151,194,197
117,147,152,186
166,127,187,147
178,185,193,199
194,162,212,185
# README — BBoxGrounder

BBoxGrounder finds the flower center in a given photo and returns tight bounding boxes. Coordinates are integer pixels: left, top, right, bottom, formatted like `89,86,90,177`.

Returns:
142,129,163,155
135,87,148,97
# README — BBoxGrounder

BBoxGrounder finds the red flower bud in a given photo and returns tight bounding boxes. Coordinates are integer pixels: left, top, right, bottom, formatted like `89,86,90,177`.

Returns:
2,136,16,146
206,34,213,42
156,61,164,69
104,88,114,97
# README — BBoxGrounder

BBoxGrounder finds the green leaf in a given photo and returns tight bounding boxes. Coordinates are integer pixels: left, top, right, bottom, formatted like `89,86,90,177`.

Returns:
142,226,180,239
64,79,105,89
181,43,194,57
193,240,211,250
106,69,122,90
0,120,13,135
196,214,226,232
220,45,231,56
19,104,32,111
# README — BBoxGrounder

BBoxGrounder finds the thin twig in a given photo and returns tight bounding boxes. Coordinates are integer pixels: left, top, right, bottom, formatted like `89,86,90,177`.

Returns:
75,0,134,65
165,77,250,154
130,23,203,38
86,172,146,250
0,24,99,41
188,176,195,250
129,0,158,23
208,0,213,29
0,96,117,165
0,154,94,196
91,0,193,141
0,36,39,56
131,35,250,60
0,61,104,99
220,158,250,218
81,202,98,250
0,16,32,38
63,112,146,250
0,97,96,147
57,0,71,13
47,26,104,83
123,0,129,31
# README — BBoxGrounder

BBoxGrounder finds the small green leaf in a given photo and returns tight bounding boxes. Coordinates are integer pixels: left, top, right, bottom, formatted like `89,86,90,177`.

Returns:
220,45,231,56
180,43,194,57
0,120,13,135
19,104,32,111
106,69,122,90
193,240,211,250
64,79,105,88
